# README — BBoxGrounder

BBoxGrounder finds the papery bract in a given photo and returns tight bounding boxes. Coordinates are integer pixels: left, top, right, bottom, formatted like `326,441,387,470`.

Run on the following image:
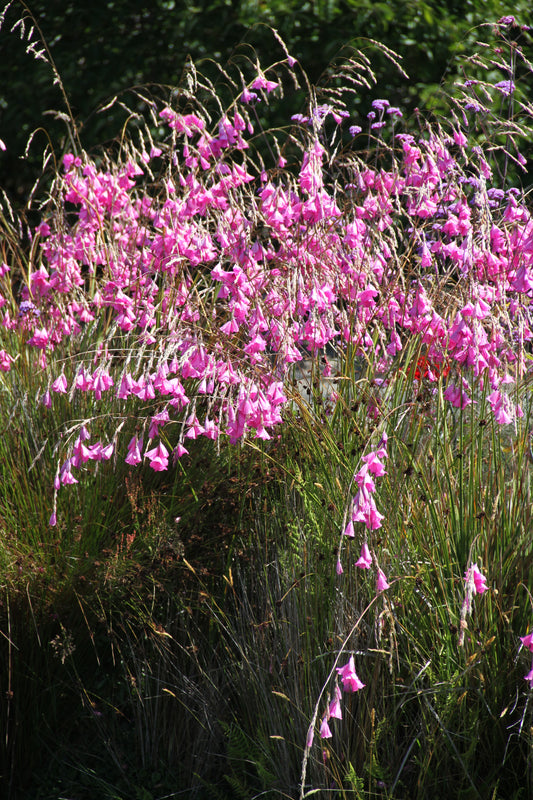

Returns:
306,725,314,749
328,686,343,720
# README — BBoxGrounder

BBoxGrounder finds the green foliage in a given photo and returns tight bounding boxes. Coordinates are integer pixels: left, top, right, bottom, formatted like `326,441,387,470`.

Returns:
344,762,365,798
220,721,277,798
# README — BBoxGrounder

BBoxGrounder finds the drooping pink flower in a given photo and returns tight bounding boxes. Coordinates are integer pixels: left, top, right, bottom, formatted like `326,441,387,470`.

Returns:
0,349,14,371
78,425,91,441
520,632,533,653
488,390,514,425
144,441,169,471
352,488,384,531
173,443,189,460
52,374,68,393
376,568,390,592
464,563,488,595
63,153,81,170
125,435,143,466
148,409,170,440
27,326,50,349
240,87,259,104
70,367,90,395
343,519,355,538
355,541,372,569
444,383,471,409
336,655,365,693
91,370,114,399
203,417,219,440
71,437,92,466
453,129,468,148
251,74,278,93
185,414,205,439
90,442,114,461
59,458,78,485
361,450,387,476
319,714,332,739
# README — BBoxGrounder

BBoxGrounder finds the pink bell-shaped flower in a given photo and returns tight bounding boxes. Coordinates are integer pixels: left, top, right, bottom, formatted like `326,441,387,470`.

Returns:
376,568,390,593
355,541,372,569
336,655,365,693
144,441,169,471
319,714,332,739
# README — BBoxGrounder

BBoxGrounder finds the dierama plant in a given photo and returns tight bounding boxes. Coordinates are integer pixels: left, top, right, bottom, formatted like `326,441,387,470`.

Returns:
1,14,533,798
2,30,530,497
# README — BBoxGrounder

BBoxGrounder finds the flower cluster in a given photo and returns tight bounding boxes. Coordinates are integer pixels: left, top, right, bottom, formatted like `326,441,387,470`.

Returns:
339,435,390,591
309,656,365,744
0,53,529,513
2,78,529,516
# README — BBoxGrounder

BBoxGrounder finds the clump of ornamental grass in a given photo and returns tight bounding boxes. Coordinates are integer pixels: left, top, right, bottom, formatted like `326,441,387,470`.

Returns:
2,12,533,800
2,24,532,525
284,364,533,797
